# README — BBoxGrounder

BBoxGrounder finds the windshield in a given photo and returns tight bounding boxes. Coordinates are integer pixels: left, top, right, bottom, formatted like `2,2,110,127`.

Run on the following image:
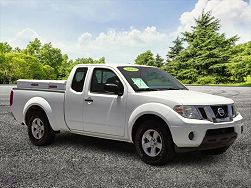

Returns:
117,66,187,92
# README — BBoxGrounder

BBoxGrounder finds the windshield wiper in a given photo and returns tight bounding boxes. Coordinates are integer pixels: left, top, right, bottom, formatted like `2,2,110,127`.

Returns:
137,88,158,92
137,87,186,91
166,88,180,90
159,88,180,90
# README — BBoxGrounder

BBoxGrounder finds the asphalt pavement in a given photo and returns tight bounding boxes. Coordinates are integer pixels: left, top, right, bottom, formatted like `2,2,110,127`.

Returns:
0,85,250,187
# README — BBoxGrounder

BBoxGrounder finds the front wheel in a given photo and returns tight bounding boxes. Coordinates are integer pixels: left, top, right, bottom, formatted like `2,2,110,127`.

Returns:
134,119,175,165
28,112,55,146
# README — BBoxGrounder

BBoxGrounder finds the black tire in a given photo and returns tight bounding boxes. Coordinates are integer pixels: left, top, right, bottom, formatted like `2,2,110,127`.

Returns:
134,119,175,165
202,146,229,155
27,111,55,146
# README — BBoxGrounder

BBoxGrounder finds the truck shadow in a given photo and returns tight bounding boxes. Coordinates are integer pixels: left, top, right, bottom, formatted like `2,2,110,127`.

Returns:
54,132,218,165
54,132,136,154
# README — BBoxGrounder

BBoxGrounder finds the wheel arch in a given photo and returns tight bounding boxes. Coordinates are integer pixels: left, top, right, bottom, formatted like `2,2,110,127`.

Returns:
25,105,47,125
23,97,53,129
128,103,174,143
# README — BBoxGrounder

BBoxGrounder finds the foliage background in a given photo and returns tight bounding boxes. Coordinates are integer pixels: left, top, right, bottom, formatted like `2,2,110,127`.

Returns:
0,12,250,85
135,12,251,85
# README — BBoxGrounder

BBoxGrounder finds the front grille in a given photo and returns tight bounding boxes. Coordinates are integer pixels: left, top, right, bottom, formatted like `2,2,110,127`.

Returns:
231,105,234,116
211,105,228,119
198,107,207,119
231,105,237,117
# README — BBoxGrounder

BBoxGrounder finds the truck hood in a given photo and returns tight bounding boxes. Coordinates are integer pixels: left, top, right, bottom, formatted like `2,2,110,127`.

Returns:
138,90,233,105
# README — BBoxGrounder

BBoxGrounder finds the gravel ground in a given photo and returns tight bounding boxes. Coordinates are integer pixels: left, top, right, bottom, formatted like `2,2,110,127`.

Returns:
0,85,250,187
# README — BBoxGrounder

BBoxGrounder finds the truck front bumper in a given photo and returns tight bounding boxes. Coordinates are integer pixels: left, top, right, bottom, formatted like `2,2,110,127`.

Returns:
169,113,243,151
175,127,237,152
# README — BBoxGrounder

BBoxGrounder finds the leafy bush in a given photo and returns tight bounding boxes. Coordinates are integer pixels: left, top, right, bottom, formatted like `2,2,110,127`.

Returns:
181,79,193,84
196,76,216,84
177,69,198,83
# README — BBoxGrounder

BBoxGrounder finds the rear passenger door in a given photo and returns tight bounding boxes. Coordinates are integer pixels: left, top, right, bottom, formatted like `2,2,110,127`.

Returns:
65,67,88,131
83,67,127,137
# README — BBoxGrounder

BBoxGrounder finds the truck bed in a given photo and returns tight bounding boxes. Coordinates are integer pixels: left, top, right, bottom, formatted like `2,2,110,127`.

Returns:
17,79,67,91
12,80,69,131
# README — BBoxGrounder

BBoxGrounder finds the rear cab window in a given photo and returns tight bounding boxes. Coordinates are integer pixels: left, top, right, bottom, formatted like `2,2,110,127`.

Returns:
71,67,88,92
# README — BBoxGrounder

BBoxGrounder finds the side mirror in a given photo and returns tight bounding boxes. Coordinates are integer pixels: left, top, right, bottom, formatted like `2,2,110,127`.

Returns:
104,83,123,96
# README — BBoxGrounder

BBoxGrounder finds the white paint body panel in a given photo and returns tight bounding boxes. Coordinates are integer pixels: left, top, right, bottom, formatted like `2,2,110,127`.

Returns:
137,90,234,105
82,66,127,137
11,90,68,131
64,65,87,131
11,64,243,148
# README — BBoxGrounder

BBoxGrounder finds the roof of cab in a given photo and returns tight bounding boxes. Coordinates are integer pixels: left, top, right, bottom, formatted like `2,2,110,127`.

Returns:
75,64,151,68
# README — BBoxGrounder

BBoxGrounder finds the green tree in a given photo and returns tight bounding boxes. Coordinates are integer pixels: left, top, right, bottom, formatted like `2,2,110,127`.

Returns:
97,57,105,64
135,50,154,66
166,37,184,62
24,38,41,56
38,42,63,76
1,52,45,83
57,54,70,79
22,39,62,80
228,41,251,82
0,42,12,83
162,37,184,77
73,57,105,65
23,39,63,79
63,57,106,78
0,40,106,83
166,11,238,83
154,54,164,68
0,42,12,53
0,40,64,83
42,65,57,80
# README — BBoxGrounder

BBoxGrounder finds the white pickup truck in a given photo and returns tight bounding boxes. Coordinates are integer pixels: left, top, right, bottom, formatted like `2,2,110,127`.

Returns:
10,64,243,165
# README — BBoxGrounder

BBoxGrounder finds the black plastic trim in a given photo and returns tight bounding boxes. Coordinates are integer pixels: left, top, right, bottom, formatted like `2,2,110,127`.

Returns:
13,88,65,93
175,127,237,152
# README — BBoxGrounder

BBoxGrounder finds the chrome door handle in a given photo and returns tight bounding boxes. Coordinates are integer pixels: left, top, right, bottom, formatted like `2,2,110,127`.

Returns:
85,97,93,104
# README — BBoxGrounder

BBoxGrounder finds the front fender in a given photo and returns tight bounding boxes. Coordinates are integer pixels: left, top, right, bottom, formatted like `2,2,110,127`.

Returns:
23,97,53,127
128,103,173,142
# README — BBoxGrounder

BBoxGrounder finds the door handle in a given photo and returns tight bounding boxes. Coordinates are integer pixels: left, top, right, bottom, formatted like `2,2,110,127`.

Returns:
85,97,93,104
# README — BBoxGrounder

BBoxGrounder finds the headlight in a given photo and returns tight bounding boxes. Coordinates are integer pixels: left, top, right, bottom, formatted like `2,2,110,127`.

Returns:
174,105,202,119
232,104,239,117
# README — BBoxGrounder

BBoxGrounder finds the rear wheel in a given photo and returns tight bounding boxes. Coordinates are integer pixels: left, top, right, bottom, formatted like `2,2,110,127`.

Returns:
28,112,55,146
134,119,174,165
202,146,229,155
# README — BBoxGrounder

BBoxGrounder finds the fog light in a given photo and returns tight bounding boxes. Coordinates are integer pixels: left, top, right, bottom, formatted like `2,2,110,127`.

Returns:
188,132,194,140
241,126,243,134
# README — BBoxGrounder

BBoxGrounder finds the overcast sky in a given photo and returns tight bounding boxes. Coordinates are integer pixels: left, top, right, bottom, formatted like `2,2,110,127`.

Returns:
0,0,251,64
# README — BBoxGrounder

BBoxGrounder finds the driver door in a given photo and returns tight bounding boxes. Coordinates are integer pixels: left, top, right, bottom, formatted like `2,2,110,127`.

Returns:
83,67,127,137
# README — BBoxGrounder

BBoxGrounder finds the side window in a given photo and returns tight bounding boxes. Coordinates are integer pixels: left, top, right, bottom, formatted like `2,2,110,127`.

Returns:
90,68,123,93
71,67,88,92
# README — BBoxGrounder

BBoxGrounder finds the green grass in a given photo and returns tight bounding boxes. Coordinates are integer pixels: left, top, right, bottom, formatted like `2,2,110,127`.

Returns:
209,83,251,87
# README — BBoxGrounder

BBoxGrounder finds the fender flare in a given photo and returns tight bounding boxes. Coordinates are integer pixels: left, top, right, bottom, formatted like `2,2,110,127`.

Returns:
128,102,173,142
23,97,54,129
